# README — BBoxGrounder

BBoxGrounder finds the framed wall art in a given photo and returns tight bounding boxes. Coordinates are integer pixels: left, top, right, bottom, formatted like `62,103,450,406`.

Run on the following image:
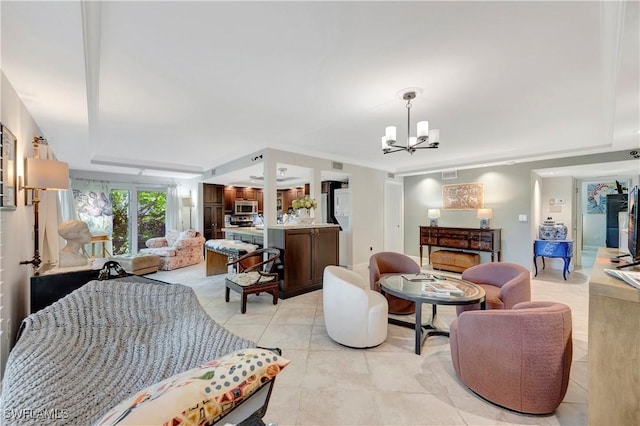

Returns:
1,123,18,210
442,182,484,210
586,182,618,214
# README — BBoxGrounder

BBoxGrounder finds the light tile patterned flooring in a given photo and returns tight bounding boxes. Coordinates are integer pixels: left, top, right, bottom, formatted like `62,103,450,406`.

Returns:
150,257,590,426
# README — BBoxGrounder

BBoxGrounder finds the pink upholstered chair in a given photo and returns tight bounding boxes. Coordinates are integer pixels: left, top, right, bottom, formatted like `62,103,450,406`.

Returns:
369,252,420,315
457,262,530,316
450,301,573,414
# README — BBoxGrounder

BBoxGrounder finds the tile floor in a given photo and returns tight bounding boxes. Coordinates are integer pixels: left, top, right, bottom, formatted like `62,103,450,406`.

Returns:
149,258,590,426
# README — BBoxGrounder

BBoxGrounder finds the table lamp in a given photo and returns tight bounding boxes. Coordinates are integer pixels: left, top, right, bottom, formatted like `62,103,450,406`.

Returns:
428,209,441,226
477,208,493,229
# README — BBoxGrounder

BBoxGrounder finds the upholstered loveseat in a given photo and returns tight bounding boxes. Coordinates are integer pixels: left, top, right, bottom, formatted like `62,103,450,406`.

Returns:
140,229,205,270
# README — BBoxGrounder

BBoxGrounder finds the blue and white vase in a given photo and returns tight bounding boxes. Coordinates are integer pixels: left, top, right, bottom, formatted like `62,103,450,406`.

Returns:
554,223,568,240
539,218,557,240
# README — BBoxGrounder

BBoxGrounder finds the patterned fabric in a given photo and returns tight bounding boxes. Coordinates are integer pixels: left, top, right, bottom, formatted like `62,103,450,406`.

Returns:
165,229,181,246
227,271,278,287
139,247,177,257
1,280,256,426
140,231,205,270
179,229,197,239
145,237,168,248
96,348,289,426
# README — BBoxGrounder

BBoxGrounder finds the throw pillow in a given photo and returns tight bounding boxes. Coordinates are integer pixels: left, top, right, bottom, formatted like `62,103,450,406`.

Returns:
165,229,180,247
95,348,289,426
179,229,197,239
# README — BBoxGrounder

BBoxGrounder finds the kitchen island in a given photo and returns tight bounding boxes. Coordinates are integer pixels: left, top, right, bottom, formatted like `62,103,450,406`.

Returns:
222,226,264,246
268,224,340,298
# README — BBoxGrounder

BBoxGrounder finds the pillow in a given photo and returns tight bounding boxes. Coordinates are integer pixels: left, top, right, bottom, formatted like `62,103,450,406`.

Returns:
179,229,197,239
165,229,181,246
96,348,289,426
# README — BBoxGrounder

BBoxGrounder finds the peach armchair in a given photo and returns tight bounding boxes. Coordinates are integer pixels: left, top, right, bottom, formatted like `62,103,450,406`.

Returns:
457,262,530,316
140,229,205,270
369,252,420,315
450,301,572,414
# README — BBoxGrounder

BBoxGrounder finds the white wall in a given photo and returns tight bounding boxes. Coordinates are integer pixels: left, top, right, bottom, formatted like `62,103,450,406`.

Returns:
0,73,40,377
209,148,391,270
404,150,638,269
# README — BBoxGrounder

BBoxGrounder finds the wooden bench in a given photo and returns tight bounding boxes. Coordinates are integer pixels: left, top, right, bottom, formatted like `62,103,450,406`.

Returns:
430,250,480,273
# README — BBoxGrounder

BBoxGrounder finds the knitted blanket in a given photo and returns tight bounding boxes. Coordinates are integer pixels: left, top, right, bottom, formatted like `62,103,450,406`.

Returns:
1,280,255,425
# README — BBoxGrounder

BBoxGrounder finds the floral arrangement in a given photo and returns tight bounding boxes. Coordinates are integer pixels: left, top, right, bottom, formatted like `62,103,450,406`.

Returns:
292,195,317,210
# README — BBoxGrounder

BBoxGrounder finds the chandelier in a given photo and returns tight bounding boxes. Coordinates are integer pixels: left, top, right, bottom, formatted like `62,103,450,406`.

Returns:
382,90,440,154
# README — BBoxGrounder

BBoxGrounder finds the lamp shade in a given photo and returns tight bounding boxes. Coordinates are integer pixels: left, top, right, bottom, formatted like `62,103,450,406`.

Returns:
477,208,493,219
25,158,69,190
181,196,194,208
428,209,441,219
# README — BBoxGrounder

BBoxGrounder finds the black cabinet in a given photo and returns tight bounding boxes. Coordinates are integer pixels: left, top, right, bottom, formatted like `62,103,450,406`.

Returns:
606,194,628,248
31,269,100,313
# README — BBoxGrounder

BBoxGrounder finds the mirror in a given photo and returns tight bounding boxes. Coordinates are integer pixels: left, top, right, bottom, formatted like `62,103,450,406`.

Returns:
1,123,17,209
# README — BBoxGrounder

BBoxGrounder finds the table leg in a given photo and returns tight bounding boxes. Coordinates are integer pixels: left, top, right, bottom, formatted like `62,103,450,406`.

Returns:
414,301,423,355
419,245,423,267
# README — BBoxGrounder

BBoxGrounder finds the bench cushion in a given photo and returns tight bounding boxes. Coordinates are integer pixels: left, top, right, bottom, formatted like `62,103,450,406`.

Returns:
110,253,161,275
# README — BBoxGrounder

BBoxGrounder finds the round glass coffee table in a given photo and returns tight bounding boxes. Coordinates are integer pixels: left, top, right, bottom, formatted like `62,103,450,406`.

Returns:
380,274,486,355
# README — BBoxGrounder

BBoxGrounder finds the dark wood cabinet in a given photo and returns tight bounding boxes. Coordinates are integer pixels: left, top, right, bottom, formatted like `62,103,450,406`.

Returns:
204,183,224,204
203,204,224,240
224,187,234,213
203,184,225,240
419,226,501,266
256,189,263,213
269,226,339,298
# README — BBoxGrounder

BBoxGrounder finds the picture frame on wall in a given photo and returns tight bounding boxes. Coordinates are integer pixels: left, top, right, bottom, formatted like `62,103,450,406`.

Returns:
442,182,484,210
0,123,18,210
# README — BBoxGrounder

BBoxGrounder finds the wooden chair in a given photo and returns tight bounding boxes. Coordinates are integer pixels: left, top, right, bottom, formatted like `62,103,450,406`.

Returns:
225,248,281,314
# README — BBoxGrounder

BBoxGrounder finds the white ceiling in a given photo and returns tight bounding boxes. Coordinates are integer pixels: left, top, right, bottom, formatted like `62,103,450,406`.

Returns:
2,1,639,183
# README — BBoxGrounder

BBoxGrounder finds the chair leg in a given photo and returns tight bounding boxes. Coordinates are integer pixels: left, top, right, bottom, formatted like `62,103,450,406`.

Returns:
241,292,248,314
272,289,278,305
225,286,230,303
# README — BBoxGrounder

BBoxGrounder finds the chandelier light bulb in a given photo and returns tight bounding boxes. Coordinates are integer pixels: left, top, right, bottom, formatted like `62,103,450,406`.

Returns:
385,126,397,145
417,121,429,138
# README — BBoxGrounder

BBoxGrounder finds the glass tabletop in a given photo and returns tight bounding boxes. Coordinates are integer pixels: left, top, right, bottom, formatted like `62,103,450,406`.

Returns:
380,273,485,306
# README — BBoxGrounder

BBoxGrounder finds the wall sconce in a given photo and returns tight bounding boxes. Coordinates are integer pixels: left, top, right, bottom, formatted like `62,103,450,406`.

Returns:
20,137,69,272
477,208,493,229
428,209,441,226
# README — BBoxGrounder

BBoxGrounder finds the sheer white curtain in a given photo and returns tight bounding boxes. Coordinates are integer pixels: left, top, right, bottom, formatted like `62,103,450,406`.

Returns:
165,185,181,231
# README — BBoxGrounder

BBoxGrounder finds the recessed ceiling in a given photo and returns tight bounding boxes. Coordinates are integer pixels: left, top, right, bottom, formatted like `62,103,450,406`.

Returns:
1,1,638,179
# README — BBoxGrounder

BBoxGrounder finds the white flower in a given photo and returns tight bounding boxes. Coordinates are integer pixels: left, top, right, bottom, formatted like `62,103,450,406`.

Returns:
292,195,317,210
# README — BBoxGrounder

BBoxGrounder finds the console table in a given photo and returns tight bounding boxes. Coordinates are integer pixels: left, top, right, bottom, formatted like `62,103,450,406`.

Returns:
588,247,639,425
419,226,502,267
533,239,573,280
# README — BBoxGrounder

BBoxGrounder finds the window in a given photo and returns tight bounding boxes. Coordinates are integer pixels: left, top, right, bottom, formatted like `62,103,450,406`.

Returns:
111,188,166,254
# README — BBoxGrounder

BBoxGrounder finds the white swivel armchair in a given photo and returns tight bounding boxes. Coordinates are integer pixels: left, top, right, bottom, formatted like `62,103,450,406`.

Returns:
323,266,389,348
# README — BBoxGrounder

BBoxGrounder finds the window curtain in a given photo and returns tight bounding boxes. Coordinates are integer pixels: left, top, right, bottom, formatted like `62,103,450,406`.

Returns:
165,185,181,231
71,179,113,236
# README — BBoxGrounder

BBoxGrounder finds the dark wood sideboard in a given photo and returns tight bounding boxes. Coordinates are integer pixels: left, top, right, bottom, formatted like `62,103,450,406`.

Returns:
419,226,502,267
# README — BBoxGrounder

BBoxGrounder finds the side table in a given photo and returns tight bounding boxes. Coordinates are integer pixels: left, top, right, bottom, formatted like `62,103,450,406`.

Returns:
533,239,573,280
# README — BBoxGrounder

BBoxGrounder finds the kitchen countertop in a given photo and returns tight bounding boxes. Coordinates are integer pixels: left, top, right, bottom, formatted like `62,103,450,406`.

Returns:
223,224,339,234
268,223,340,230
222,227,263,236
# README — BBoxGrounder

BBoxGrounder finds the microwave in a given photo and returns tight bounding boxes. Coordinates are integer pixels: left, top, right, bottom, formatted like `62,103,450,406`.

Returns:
234,200,258,215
